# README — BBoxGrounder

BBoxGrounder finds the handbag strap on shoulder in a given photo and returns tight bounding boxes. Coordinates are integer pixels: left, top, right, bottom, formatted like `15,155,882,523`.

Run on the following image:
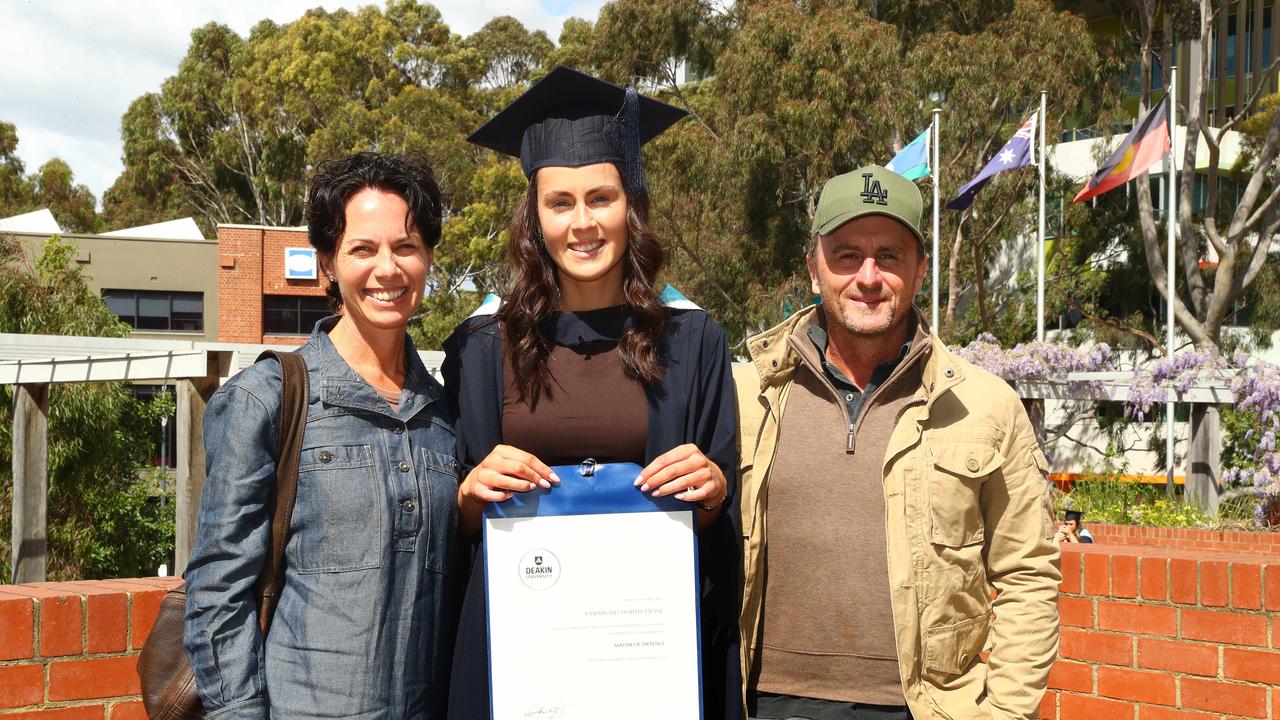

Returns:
252,349,309,635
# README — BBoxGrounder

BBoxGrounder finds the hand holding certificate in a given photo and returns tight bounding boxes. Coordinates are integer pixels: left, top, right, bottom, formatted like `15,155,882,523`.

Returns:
484,461,702,720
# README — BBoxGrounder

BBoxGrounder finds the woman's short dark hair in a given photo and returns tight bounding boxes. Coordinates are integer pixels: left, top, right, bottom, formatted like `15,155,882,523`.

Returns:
306,152,442,308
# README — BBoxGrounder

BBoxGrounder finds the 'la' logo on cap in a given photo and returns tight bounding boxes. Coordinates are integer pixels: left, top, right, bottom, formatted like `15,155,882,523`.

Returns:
860,173,889,205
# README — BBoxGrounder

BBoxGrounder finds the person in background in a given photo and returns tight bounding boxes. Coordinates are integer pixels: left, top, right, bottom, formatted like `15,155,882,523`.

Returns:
444,66,741,720
735,165,1060,720
185,152,458,719
1056,509,1094,543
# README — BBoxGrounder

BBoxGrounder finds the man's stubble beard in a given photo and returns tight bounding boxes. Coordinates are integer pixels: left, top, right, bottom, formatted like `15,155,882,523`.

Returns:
831,298,899,339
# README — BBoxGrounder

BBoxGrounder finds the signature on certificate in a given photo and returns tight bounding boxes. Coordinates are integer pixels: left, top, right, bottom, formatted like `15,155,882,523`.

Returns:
521,704,569,719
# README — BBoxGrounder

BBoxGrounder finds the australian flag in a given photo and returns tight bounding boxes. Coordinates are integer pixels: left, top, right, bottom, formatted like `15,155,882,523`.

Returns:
946,111,1038,211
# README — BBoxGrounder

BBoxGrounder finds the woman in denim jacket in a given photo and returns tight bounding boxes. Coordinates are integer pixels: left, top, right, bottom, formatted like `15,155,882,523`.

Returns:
184,152,458,720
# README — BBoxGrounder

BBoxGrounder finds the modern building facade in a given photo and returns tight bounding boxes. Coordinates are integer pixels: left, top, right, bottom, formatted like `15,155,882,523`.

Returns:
10,219,220,342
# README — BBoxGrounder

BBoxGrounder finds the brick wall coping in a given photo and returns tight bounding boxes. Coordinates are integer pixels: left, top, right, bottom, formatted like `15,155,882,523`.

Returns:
1086,522,1280,557
1061,541,1279,564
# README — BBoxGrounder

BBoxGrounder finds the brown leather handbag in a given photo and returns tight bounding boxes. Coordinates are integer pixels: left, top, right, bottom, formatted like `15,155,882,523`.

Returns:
138,350,309,719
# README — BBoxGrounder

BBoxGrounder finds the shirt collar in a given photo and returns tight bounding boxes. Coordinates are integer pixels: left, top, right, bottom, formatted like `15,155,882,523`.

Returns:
806,314,914,390
307,315,441,419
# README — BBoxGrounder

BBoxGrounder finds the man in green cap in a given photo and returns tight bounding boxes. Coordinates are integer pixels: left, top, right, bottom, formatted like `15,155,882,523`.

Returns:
733,165,1060,720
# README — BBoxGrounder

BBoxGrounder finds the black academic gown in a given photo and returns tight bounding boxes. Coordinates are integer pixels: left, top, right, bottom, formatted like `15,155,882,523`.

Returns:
442,306,743,720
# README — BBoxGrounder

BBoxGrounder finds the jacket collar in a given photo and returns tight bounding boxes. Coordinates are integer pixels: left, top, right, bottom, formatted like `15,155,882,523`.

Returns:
920,330,964,412
304,315,442,420
747,304,965,405
745,304,816,390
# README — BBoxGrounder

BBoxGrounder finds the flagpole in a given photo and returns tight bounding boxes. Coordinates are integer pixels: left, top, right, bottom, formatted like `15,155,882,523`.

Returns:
1037,90,1047,342
1166,66,1178,495
932,107,941,334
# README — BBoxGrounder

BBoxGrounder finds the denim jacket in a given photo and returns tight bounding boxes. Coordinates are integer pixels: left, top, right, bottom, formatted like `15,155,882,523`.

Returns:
184,318,459,720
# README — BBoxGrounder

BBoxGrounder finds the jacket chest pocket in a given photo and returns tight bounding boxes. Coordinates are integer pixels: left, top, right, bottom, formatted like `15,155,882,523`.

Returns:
419,447,460,575
294,443,382,573
927,436,1004,547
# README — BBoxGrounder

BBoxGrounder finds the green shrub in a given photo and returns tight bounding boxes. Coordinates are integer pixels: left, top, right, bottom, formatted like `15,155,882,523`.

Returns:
1058,456,1212,528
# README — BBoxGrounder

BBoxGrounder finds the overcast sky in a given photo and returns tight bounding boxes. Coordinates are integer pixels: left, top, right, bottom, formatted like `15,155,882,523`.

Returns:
0,0,607,207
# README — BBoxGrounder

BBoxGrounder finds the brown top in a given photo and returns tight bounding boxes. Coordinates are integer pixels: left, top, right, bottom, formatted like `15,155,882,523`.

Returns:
754,316,928,706
501,310,648,465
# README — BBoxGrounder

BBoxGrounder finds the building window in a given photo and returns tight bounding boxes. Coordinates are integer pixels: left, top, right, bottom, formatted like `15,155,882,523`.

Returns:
264,295,331,335
103,290,203,332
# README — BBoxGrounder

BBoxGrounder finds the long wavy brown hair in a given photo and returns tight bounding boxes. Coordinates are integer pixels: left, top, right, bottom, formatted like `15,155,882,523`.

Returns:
497,166,668,407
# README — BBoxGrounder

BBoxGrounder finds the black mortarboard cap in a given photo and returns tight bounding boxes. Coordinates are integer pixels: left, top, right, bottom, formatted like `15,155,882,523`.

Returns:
466,65,688,192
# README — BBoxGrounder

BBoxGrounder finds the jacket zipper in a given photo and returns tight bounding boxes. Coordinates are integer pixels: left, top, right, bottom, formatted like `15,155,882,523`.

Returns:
894,396,926,427
752,396,772,460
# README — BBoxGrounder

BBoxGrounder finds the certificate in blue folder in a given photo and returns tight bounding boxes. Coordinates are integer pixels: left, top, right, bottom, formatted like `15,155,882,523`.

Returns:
484,461,703,720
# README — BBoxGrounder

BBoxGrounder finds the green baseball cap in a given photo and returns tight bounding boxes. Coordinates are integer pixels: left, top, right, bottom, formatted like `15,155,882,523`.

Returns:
811,164,925,249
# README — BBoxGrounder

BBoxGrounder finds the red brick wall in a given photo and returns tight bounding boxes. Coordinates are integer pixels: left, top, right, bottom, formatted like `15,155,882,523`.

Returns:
217,225,326,344
217,226,264,343
5,543,1279,718
1087,523,1280,557
1047,544,1280,720
261,229,324,298
0,577,181,718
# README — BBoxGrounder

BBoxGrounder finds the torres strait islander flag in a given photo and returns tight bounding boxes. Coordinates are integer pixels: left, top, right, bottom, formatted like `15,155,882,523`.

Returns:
1073,97,1171,203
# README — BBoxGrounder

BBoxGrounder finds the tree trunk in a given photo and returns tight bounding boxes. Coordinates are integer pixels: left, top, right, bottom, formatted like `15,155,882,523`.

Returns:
1022,398,1047,451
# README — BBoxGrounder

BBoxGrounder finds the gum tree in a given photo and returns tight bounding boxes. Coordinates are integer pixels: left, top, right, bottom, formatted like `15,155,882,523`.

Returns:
1126,0,1280,511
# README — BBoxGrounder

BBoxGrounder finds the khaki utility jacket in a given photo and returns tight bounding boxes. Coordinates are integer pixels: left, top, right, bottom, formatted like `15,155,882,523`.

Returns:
734,305,1060,720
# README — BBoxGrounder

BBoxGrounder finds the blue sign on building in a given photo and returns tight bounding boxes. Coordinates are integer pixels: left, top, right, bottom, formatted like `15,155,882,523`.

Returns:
284,247,317,280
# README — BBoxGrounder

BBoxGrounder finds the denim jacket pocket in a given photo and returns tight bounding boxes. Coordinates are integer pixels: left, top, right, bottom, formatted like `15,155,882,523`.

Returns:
420,447,460,575
294,443,383,573
928,439,1004,547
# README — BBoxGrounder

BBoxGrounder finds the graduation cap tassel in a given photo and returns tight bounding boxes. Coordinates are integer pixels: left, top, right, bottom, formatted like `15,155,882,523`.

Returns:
622,85,645,192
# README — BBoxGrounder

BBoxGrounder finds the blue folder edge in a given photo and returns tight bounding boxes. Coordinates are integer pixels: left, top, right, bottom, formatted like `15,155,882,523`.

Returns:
482,461,705,720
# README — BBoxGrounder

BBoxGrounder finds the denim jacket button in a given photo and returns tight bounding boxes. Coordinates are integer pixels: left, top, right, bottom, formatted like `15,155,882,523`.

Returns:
401,499,416,512
450,459,460,471
391,425,404,435
398,461,411,473
319,451,333,464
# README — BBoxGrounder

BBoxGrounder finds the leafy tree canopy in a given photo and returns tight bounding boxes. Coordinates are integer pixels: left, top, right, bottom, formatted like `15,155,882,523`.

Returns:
0,122,99,233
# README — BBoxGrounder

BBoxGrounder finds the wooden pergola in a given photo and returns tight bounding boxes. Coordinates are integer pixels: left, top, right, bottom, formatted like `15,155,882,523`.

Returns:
2,333,234,583
3,332,447,583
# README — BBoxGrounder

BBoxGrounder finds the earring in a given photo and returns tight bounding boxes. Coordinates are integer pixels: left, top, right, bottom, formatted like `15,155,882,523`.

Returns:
326,273,336,282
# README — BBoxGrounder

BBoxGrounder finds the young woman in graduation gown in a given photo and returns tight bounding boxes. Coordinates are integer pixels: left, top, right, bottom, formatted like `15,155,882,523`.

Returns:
442,67,742,720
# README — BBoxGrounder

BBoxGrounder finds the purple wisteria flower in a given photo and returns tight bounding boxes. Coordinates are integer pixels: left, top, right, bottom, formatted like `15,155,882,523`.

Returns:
953,338,1280,525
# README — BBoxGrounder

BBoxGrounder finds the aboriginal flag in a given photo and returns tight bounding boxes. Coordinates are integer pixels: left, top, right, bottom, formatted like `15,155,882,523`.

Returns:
1073,97,1171,203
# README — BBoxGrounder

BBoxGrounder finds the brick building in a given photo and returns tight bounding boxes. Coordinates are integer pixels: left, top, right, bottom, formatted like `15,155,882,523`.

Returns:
216,224,330,345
